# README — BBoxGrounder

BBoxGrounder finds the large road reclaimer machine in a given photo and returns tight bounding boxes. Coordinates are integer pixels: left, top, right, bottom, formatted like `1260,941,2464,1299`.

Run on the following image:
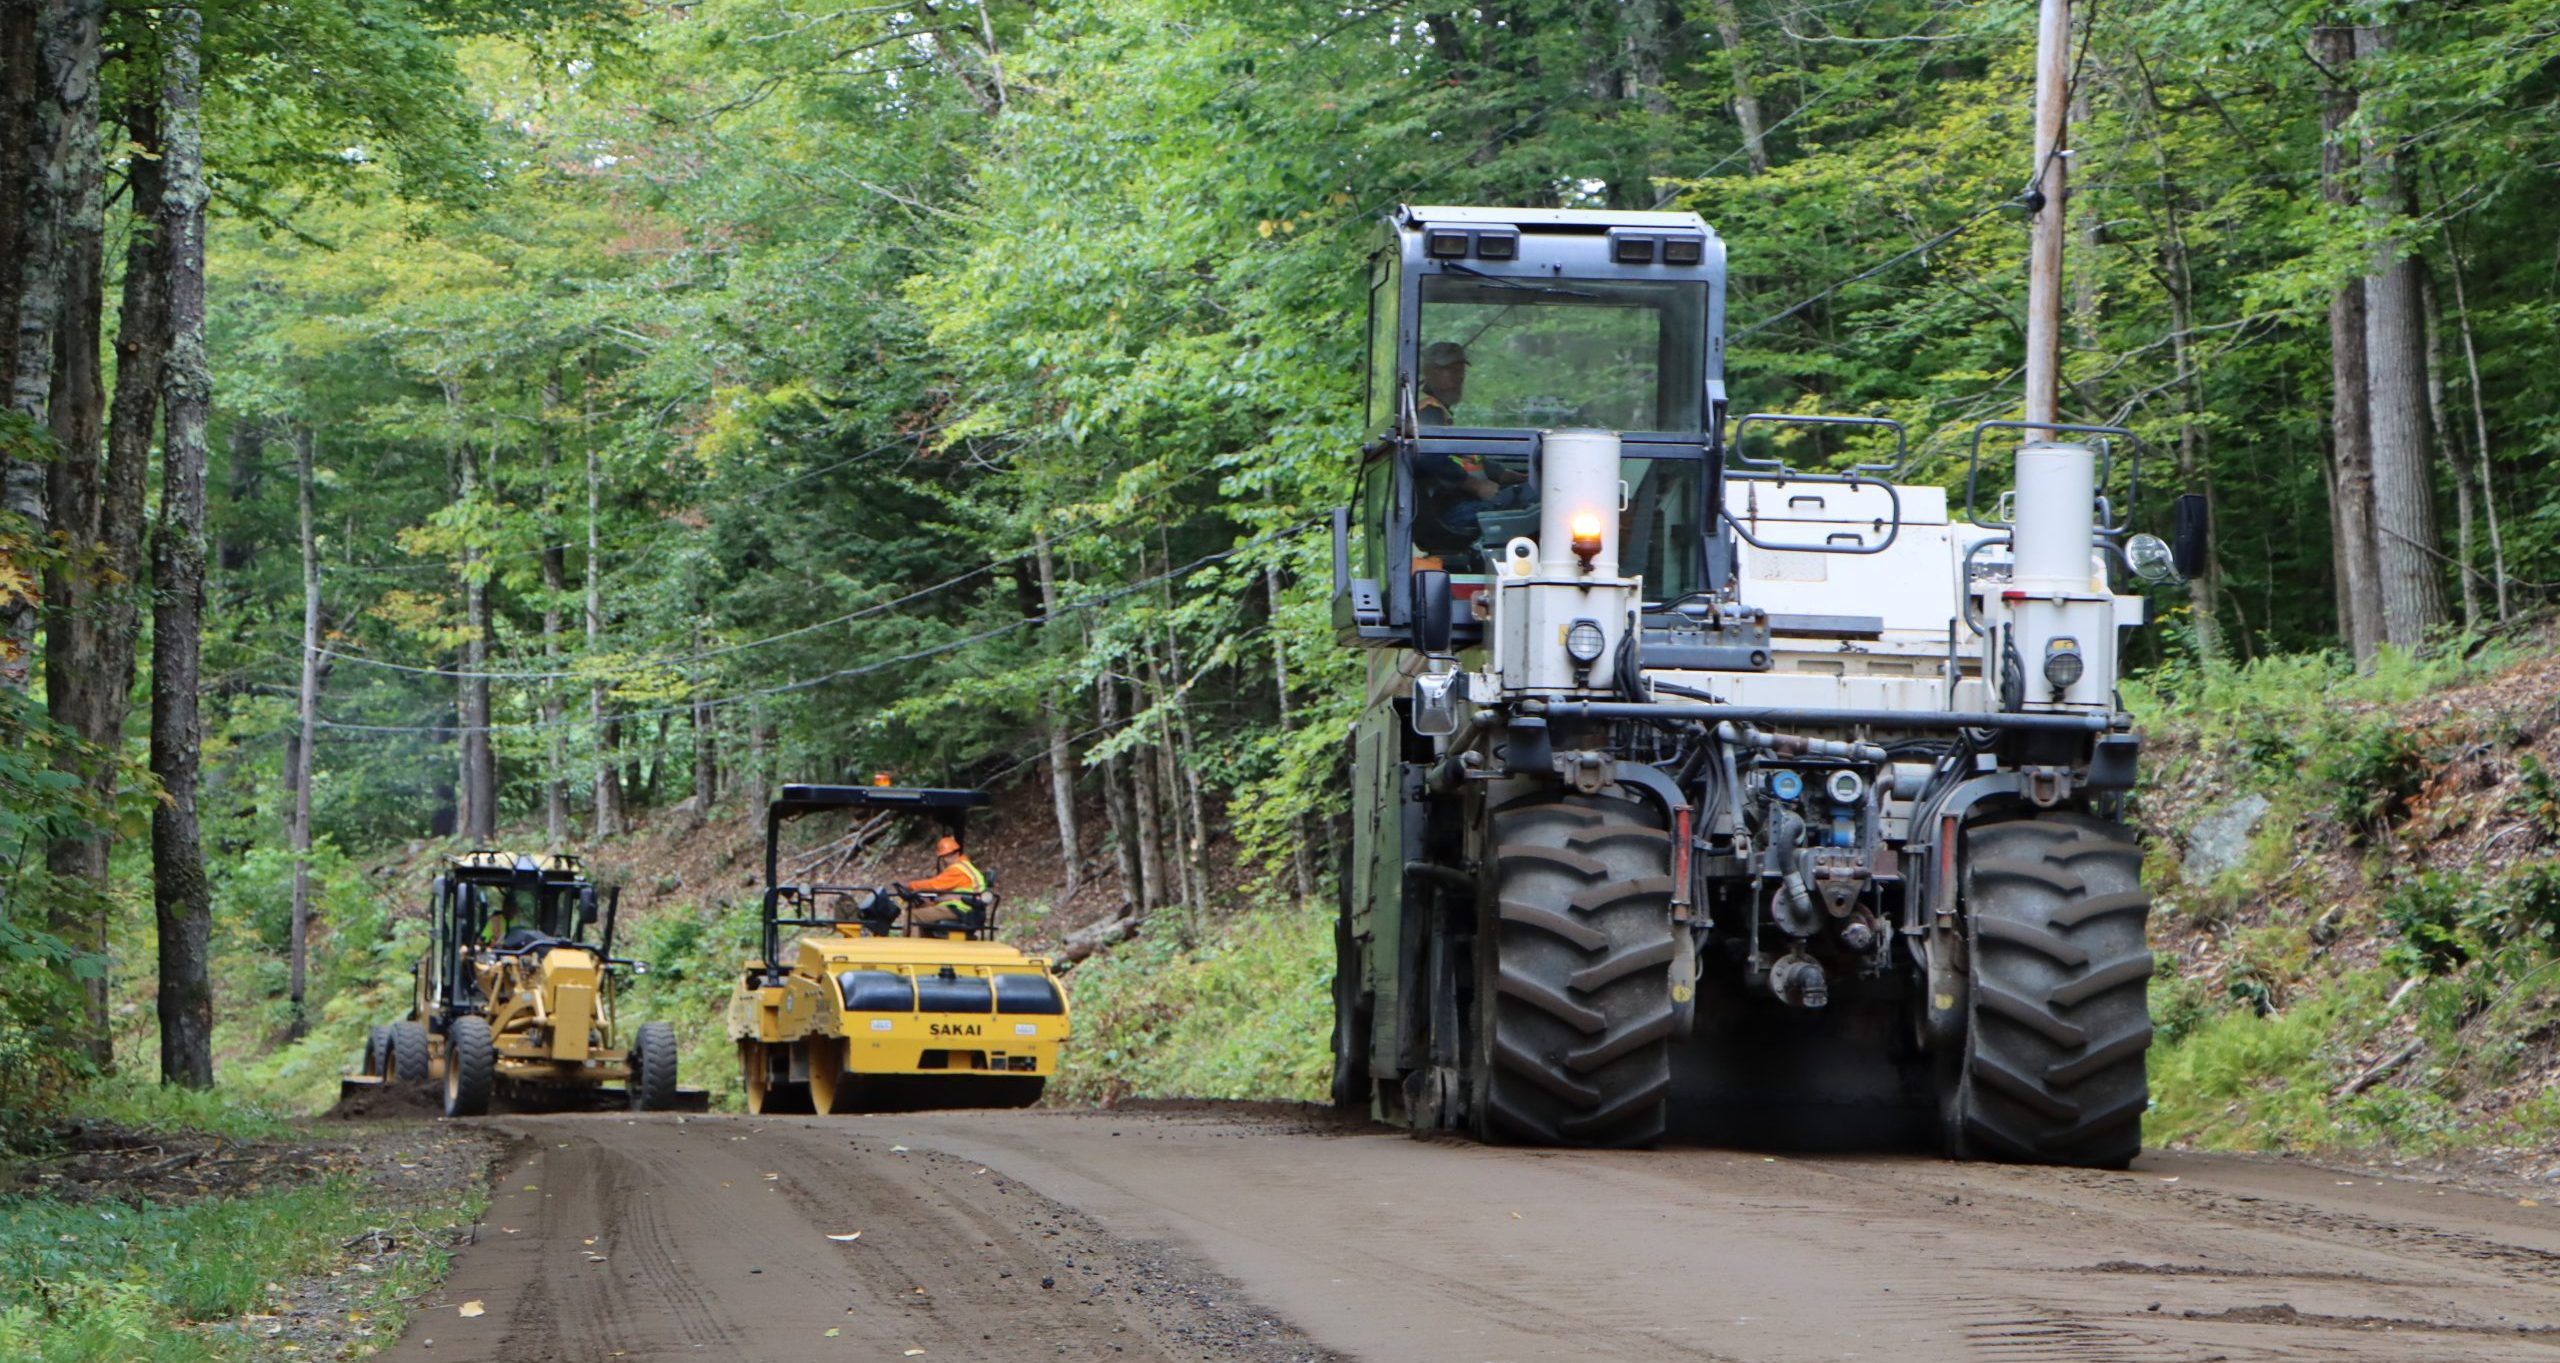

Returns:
349,850,702,1116
727,783,1069,1114
1329,205,2207,1165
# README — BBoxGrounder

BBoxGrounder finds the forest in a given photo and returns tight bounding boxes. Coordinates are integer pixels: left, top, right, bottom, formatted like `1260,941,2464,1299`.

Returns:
2,0,2557,1111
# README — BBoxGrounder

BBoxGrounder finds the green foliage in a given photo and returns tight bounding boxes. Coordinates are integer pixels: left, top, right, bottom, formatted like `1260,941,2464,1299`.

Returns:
2514,754,2560,842
2375,860,2560,979
2317,723,2434,836
1051,903,1332,1105
0,1181,345,1360
0,1170,486,1363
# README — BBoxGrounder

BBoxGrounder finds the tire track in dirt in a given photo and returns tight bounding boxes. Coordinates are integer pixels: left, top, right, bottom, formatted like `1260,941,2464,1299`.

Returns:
376,1106,2560,1362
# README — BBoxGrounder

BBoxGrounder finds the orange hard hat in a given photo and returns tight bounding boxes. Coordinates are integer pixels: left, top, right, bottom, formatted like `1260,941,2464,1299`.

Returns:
934,836,962,857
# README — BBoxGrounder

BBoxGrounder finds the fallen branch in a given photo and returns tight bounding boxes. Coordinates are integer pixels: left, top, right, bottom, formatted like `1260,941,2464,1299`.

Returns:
2335,1039,2424,1100
1057,909,1142,968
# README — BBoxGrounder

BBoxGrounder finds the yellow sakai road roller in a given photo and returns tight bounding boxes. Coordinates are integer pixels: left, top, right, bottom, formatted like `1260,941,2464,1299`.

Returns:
727,784,1069,1114
348,850,705,1116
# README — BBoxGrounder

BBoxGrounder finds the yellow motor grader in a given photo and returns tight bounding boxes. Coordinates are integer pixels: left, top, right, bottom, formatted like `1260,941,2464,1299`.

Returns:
727,784,1069,1114
348,850,704,1116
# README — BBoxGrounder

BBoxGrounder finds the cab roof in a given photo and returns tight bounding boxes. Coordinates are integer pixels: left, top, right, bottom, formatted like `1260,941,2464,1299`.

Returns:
771,784,992,817
448,850,586,879
1399,204,1714,234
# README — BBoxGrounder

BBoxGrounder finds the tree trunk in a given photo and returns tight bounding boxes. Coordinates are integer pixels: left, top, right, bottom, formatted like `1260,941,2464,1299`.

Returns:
2314,25,2382,665
540,375,567,843
451,387,495,839
1266,563,1314,901
744,705,770,817
1707,0,1769,175
2354,24,2447,652
151,6,213,1088
1094,668,1139,911
2418,269,2477,633
1032,531,1083,907
36,76,113,1066
691,619,716,808
585,435,622,837
1,0,102,689
286,427,320,1037
2136,90,2229,663
1126,669,1165,920
2439,224,2510,624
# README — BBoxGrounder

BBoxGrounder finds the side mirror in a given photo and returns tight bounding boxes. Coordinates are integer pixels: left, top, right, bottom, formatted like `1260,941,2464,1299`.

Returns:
1412,568,1453,656
578,886,599,930
2171,493,2210,580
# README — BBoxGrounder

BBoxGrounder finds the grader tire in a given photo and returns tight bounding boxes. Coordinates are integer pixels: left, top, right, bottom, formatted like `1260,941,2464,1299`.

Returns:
1950,813,2153,1169
388,1022,432,1090
629,1021,680,1112
443,1016,495,1118
363,1025,391,1077
1475,789,1676,1148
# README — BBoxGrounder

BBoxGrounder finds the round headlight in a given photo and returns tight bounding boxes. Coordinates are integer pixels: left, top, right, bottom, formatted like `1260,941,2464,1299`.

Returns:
2126,533,2177,583
2043,640,2085,690
1564,619,1607,665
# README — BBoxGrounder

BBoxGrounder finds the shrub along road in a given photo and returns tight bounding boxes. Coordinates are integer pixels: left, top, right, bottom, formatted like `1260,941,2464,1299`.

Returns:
381,1106,2560,1361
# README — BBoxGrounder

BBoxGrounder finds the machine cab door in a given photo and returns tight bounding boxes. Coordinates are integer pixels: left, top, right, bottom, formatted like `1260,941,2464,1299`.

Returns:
1334,205,1729,651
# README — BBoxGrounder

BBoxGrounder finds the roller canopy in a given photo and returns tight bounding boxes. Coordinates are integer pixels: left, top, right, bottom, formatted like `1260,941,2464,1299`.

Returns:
771,784,992,816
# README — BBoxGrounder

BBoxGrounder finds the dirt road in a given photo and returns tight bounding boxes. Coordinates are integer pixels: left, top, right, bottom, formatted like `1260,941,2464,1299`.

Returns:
382,1106,2560,1362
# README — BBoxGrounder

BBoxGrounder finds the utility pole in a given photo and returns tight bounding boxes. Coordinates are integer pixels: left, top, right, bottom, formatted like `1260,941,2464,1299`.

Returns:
2022,0,2072,433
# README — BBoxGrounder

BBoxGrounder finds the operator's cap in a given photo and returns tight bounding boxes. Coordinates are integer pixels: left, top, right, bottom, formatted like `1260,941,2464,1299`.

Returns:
1422,340,1468,369
934,835,962,856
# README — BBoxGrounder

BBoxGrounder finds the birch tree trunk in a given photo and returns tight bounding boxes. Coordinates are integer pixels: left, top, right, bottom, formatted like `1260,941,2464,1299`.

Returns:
1707,0,1769,175
2354,24,2447,651
1033,531,1083,906
2,0,102,689
287,427,320,1036
150,5,214,1087
2315,25,2383,665
2418,270,2477,632
2439,227,2510,624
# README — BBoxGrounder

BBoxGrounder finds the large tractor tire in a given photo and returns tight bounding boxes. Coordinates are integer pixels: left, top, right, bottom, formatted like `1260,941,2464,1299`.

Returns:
388,1022,432,1090
443,1016,496,1118
1948,813,2153,1168
628,1021,680,1112
363,1024,392,1077
1473,788,1677,1148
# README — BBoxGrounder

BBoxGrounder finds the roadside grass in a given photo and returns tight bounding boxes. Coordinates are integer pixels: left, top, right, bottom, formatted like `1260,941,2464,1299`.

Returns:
1050,901,1332,1105
0,1173,483,1363
63,1076,296,1144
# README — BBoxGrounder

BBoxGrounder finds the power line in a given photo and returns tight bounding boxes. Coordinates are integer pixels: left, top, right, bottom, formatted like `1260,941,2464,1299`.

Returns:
318,559,1005,683
309,518,1323,738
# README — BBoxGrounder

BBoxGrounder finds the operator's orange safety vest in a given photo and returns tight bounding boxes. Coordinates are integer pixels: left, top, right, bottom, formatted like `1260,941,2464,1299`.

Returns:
907,856,988,921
